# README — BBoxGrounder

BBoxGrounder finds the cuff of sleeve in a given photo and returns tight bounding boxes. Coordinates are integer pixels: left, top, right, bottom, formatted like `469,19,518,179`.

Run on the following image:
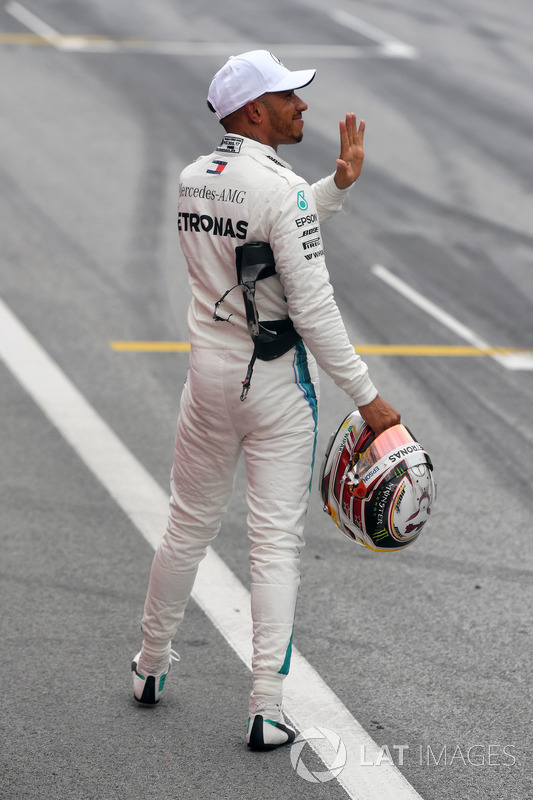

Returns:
322,173,351,201
351,378,378,408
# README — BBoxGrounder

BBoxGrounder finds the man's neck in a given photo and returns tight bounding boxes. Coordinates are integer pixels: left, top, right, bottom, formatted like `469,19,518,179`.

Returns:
224,126,278,151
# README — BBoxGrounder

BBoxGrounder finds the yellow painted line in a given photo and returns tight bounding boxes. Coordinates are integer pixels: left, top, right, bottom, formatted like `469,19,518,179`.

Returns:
0,32,412,59
110,341,532,357
0,31,146,46
111,341,191,352
350,345,527,356
0,32,48,44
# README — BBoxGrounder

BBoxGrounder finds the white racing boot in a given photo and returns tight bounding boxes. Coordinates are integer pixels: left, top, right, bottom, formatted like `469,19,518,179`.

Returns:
131,649,180,705
246,695,296,751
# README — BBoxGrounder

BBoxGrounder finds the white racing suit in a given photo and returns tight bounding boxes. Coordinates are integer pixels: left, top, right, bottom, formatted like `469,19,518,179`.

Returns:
141,134,377,699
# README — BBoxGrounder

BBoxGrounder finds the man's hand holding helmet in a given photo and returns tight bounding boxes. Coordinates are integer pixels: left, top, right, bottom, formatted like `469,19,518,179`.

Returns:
358,394,401,436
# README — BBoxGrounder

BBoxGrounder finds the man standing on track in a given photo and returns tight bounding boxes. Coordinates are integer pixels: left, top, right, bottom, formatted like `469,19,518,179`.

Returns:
132,50,400,750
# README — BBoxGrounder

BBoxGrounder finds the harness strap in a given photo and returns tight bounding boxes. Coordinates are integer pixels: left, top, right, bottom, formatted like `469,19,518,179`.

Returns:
236,242,301,399
213,242,301,400
237,240,300,343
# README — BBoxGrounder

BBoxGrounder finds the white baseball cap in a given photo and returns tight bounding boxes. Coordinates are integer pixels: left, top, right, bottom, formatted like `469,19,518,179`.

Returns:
207,50,316,120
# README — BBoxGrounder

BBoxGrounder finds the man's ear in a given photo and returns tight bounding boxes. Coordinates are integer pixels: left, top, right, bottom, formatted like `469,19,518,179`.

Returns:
244,99,264,125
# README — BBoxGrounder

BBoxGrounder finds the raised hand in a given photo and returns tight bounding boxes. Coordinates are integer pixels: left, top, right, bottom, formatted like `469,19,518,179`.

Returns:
334,113,365,190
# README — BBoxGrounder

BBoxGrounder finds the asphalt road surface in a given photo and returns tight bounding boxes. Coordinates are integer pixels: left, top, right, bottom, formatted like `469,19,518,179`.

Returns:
1,2,532,799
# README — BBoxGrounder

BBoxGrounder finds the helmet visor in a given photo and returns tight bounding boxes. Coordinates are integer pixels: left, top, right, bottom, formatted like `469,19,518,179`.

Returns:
355,424,422,477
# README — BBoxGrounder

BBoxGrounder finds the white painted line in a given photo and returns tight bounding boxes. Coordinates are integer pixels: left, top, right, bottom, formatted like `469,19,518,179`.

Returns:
5,0,60,42
495,352,533,369
372,264,490,349
0,298,168,544
372,264,533,370
0,293,424,799
55,36,121,53
331,9,417,59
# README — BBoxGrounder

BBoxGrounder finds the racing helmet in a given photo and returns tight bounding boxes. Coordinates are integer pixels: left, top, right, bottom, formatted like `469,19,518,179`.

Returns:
319,411,436,552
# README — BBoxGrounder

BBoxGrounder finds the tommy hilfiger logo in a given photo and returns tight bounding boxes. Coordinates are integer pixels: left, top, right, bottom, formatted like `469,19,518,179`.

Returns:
207,159,228,175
